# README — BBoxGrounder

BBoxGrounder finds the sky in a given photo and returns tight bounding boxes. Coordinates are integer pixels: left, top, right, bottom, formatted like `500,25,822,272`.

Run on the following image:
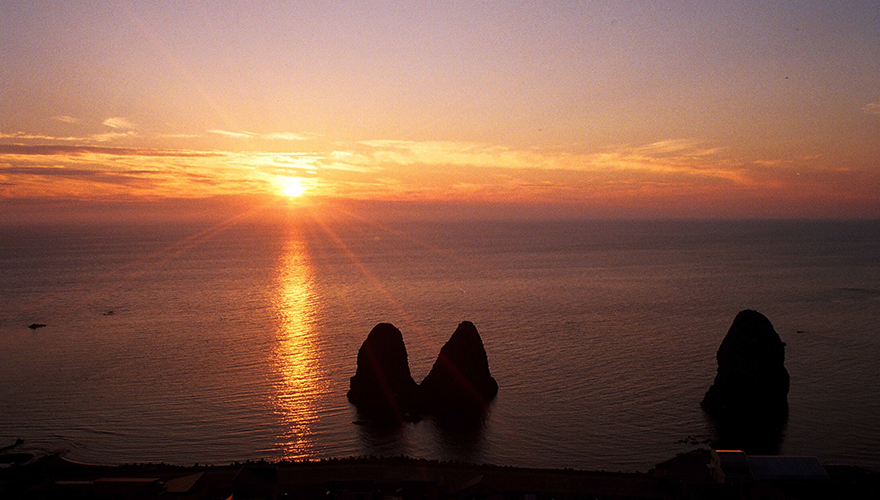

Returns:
2,1,879,222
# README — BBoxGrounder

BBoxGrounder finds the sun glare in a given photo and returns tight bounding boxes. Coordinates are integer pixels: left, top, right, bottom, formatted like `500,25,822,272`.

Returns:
281,177,306,198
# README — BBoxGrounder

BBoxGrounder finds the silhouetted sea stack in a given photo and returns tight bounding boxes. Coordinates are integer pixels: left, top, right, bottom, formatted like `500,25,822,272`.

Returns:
347,323,419,422
419,321,498,415
701,310,790,422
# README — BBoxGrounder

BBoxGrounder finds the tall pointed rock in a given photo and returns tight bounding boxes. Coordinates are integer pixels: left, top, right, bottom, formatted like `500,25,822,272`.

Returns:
348,323,418,421
701,310,790,421
419,321,498,414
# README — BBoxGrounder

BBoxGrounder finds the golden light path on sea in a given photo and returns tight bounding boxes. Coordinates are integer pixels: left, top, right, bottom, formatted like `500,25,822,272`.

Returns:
270,229,327,460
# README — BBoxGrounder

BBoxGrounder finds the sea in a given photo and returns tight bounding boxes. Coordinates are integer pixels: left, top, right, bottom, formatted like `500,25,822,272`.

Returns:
1,217,878,472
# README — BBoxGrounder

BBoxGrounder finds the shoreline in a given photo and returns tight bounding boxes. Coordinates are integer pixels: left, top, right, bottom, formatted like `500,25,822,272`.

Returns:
2,451,878,499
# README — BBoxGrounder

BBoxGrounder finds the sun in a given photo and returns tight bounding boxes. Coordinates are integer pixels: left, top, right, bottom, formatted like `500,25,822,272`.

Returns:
280,177,306,198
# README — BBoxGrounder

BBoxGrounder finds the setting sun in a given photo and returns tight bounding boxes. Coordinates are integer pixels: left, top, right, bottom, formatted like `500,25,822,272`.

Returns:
281,177,306,198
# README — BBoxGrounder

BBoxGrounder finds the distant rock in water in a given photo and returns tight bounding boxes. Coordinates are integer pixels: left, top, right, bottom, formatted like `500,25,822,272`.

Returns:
347,323,418,422
419,321,498,415
701,310,790,422
28,323,46,330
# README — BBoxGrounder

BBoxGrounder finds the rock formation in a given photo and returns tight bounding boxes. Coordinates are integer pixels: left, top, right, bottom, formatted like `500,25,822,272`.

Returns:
419,321,498,415
701,310,790,422
347,323,419,421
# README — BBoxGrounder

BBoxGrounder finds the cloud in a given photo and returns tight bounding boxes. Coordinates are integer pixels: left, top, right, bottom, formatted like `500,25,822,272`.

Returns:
159,133,202,139
262,132,315,141
0,130,138,144
632,139,721,157
0,144,221,157
53,115,79,124
352,138,734,183
863,102,880,116
0,136,763,196
102,117,136,129
1,129,139,143
208,129,316,140
91,131,138,142
635,139,695,154
358,140,546,170
0,145,298,200
2,165,112,179
0,132,81,141
208,129,257,138
3,137,874,217
274,138,764,205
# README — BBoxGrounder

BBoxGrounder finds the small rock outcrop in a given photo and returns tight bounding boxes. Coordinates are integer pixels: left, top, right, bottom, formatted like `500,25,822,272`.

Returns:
419,321,498,415
701,310,790,421
347,323,419,421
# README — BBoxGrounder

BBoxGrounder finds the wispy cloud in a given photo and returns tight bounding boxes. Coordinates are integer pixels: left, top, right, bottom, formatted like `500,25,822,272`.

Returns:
208,129,256,138
52,115,79,124
92,131,137,142
208,129,316,140
0,145,275,200
102,117,137,129
0,131,83,141
354,138,734,181
2,137,876,217
262,132,315,141
863,102,880,116
634,139,695,154
0,130,137,143
633,139,720,157
159,133,202,139
0,144,221,157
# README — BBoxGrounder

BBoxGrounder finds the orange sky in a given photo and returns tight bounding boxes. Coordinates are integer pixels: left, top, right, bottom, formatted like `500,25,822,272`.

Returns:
2,2,879,222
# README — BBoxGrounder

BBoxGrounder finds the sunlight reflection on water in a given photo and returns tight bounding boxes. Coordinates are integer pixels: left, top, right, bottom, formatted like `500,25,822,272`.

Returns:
270,229,327,460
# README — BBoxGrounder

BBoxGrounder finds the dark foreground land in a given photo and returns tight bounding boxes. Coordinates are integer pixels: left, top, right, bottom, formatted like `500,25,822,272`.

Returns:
1,450,877,500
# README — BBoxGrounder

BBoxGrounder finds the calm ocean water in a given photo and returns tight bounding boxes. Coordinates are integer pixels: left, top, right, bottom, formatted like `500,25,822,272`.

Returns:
1,218,878,472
